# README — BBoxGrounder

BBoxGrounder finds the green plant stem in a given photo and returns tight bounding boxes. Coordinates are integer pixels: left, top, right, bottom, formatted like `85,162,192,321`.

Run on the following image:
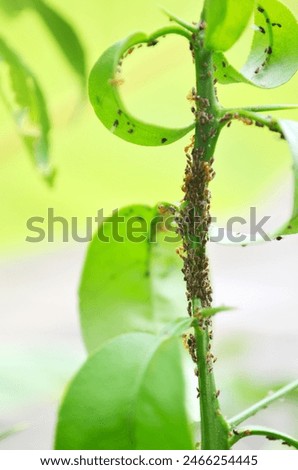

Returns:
160,7,198,33
148,26,192,42
219,107,283,135
178,23,229,449
224,104,298,113
229,379,298,427
229,425,298,449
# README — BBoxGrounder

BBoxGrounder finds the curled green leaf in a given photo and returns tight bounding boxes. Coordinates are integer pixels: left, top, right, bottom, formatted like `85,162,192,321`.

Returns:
89,31,195,146
205,0,254,52
214,0,298,88
55,333,194,450
0,36,54,184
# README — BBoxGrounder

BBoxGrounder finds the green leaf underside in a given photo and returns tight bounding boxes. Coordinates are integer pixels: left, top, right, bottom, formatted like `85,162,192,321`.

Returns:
88,32,195,146
31,0,86,83
0,36,54,183
214,0,298,89
79,204,187,353
231,426,298,449
55,333,194,450
205,0,254,52
210,119,298,245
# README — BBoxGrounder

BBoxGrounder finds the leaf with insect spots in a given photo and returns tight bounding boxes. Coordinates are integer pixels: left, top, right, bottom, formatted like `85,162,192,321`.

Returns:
214,0,298,88
205,0,255,52
88,32,195,146
55,332,194,450
0,36,54,184
79,204,187,354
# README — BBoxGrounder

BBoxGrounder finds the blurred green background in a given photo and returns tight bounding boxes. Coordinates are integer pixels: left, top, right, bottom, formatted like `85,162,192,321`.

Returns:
0,0,298,255
0,0,297,450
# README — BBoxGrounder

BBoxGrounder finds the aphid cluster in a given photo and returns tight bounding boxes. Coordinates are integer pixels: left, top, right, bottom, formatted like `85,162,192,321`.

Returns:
182,333,197,363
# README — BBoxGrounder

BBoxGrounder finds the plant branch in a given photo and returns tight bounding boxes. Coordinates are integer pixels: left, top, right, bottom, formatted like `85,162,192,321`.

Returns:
148,26,192,42
160,7,198,33
218,107,284,136
229,379,298,427
224,104,298,113
229,425,298,449
176,22,230,449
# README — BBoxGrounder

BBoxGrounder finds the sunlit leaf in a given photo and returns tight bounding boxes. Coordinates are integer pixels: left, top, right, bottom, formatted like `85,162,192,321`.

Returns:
0,36,54,183
79,204,186,353
31,0,86,83
89,32,195,146
214,0,298,88
205,0,254,52
55,333,194,450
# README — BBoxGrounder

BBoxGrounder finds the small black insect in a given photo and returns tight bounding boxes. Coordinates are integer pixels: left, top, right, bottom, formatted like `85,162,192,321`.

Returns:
161,137,168,144
147,39,158,47
276,236,283,241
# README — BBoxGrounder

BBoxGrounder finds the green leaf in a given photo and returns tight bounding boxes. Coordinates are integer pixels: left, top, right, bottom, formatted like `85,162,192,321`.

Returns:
0,36,54,183
79,204,186,353
205,0,254,52
214,0,298,88
55,333,193,450
199,306,234,318
88,32,195,146
30,0,86,83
